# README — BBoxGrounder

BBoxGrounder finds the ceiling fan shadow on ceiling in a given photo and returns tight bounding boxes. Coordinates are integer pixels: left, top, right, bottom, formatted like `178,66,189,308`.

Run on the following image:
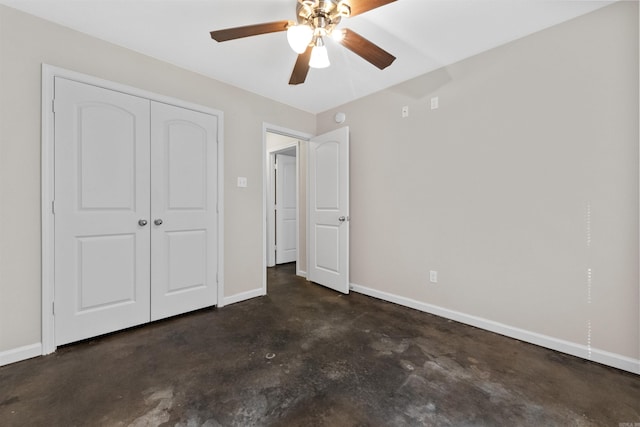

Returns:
210,0,397,85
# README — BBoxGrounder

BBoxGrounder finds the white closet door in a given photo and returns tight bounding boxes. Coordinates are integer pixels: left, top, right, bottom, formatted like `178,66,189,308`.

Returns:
54,78,151,345
276,154,297,264
150,102,218,320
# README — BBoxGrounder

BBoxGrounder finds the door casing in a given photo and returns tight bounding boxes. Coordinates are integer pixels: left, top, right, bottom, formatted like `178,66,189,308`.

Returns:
41,64,225,355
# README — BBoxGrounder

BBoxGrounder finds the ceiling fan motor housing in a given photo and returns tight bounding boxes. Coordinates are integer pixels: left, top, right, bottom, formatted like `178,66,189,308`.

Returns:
296,0,351,36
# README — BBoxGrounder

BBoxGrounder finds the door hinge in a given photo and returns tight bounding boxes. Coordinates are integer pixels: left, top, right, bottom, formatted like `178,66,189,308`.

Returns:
52,301,55,315
51,200,55,214
216,272,219,284
52,99,56,113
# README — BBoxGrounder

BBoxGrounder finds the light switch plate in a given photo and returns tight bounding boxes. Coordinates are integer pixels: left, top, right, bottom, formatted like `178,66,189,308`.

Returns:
431,97,439,110
237,177,248,188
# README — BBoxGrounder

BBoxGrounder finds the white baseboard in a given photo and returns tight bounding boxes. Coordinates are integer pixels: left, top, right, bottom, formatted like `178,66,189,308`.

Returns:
2,288,265,366
297,269,307,278
0,343,42,367
350,283,640,375
3,287,636,374
223,288,265,306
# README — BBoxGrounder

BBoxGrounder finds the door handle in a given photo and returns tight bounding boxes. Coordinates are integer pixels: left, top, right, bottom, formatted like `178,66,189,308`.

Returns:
138,219,148,227
154,219,163,226
338,216,350,223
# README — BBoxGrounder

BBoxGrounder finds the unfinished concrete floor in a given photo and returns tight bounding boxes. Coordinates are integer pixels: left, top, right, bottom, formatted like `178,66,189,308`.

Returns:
1,263,639,426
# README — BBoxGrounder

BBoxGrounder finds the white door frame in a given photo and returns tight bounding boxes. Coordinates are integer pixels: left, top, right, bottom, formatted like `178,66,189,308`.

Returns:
262,124,312,294
267,144,298,268
41,64,225,355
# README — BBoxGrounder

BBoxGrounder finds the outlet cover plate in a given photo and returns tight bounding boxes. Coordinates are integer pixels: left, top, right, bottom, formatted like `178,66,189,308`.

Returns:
429,270,438,283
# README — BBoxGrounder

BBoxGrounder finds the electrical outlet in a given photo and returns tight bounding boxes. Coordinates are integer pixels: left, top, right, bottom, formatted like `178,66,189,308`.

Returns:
430,97,439,110
429,270,438,283
237,177,248,188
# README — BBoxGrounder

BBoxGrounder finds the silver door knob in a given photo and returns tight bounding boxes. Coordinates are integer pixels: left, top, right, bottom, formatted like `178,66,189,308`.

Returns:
338,216,346,222
138,219,148,226
154,219,163,226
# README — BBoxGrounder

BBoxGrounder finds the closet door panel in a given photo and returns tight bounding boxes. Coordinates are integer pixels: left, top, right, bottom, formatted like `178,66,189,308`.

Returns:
150,102,218,320
54,78,151,346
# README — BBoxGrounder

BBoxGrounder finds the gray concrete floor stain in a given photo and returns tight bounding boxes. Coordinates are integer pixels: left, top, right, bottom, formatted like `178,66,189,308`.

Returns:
1,263,639,426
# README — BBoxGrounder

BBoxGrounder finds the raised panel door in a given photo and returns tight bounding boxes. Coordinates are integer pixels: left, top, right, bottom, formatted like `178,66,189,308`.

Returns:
150,102,218,320
308,127,350,293
54,77,151,345
276,154,297,264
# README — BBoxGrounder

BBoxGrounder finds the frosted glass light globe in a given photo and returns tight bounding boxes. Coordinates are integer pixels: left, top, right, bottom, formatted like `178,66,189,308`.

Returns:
287,25,313,54
309,44,330,68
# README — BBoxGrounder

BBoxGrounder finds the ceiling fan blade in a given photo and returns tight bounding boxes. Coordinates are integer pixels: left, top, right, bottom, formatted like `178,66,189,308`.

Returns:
348,0,397,17
339,28,396,70
210,20,290,42
289,45,313,85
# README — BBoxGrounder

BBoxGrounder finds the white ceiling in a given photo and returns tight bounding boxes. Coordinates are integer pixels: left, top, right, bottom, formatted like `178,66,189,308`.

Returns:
1,0,614,113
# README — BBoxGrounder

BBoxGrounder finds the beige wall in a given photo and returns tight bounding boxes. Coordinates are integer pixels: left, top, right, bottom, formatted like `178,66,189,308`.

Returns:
1,1,638,370
318,1,639,362
266,132,299,152
0,5,315,352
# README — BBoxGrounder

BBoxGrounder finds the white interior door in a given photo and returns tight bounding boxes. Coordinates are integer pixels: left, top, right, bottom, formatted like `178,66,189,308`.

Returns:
276,154,297,264
54,79,220,345
150,102,218,321
308,127,350,293
54,77,151,345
